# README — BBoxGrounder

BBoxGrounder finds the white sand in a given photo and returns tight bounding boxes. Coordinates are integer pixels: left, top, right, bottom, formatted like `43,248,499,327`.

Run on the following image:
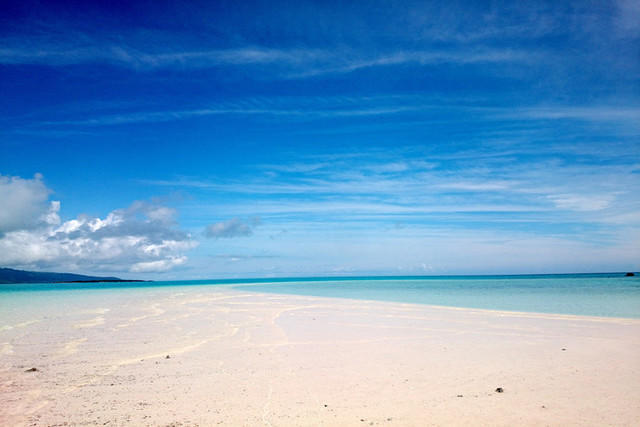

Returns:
1,287,639,426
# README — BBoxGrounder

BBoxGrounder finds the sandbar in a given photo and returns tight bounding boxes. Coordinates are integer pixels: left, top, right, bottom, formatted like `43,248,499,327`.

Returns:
1,287,639,426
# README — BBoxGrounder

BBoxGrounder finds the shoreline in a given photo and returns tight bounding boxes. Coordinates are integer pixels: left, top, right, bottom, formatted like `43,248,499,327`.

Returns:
3,277,639,320
2,287,639,425
231,288,640,323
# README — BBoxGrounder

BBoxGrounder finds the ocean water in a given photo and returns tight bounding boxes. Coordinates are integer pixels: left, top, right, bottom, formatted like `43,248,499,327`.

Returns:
1,273,639,319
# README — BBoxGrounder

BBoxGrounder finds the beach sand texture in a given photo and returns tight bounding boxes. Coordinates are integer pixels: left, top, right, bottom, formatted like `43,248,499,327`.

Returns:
1,287,639,426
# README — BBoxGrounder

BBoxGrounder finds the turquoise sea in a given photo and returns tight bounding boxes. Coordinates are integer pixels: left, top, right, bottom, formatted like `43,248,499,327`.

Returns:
1,273,639,319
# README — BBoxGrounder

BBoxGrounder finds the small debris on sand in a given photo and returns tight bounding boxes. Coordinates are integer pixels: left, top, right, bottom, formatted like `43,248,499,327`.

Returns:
562,348,566,351
457,394,463,397
495,387,504,393
24,367,38,372
165,355,171,359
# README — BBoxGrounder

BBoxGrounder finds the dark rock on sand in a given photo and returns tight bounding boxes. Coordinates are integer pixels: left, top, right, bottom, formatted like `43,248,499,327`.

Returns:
24,367,38,372
495,387,504,393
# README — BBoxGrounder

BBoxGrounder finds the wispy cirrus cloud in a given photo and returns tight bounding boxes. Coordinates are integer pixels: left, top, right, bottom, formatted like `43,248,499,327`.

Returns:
499,106,640,123
209,254,279,262
0,38,540,77
146,147,640,233
283,48,540,78
0,44,328,68
546,194,615,212
35,105,425,128
2,1,638,277
25,94,640,130
204,217,260,239
195,138,633,245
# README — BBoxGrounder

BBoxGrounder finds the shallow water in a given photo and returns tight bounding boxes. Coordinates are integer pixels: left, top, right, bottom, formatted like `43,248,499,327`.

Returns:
1,273,639,319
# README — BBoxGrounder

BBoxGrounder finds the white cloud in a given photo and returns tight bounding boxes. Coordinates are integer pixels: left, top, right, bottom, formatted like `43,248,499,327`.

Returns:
33,97,640,131
204,217,259,239
287,48,539,78
438,181,514,191
0,42,534,75
0,174,197,274
148,149,639,226
0,173,52,233
130,256,187,273
502,106,640,123
547,194,613,212
615,0,640,37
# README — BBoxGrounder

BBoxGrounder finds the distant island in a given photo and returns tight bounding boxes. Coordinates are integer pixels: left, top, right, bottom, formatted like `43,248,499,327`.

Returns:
0,267,146,284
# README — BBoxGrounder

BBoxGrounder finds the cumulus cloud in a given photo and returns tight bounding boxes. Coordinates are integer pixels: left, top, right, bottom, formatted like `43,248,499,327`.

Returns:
204,217,260,239
0,173,52,233
0,174,197,273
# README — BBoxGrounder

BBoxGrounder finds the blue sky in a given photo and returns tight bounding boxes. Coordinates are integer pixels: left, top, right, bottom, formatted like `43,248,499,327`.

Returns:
1,0,639,278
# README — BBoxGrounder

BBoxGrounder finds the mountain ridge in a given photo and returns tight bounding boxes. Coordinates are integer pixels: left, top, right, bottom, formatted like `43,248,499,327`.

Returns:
0,267,131,284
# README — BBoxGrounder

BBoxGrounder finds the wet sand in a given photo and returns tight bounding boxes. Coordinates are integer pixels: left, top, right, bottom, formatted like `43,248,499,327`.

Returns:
1,287,639,426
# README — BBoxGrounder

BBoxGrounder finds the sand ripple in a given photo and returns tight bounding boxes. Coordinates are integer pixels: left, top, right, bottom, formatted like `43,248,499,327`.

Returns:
60,338,88,356
73,316,105,329
0,342,13,355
